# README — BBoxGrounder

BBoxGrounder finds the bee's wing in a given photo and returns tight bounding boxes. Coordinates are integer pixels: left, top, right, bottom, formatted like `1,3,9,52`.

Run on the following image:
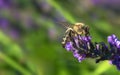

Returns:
58,22,73,29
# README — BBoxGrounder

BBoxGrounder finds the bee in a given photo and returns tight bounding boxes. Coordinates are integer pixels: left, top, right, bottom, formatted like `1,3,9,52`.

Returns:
60,22,89,47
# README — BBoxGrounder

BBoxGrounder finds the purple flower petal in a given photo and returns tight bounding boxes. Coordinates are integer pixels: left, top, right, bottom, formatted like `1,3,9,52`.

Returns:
108,34,116,45
65,42,73,51
74,36,80,48
111,55,120,70
73,50,86,62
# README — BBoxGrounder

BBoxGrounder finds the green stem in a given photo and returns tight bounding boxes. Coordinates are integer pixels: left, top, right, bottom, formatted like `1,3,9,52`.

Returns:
0,52,31,75
92,61,111,75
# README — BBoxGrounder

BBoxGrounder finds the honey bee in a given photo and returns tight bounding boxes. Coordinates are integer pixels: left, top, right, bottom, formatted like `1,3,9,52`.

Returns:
60,22,89,47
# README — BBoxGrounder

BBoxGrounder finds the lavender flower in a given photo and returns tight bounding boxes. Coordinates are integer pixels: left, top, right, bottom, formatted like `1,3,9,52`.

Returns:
108,34,120,48
111,55,120,70
73,50,86,62
108,34,117,46
64,35,92,62
107,34,120,70
62,24,120,70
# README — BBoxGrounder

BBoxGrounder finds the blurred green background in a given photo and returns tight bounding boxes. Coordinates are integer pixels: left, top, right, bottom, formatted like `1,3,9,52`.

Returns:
0,0,120,75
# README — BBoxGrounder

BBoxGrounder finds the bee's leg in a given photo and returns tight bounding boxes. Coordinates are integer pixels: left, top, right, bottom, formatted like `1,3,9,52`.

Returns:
85,26,90,36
